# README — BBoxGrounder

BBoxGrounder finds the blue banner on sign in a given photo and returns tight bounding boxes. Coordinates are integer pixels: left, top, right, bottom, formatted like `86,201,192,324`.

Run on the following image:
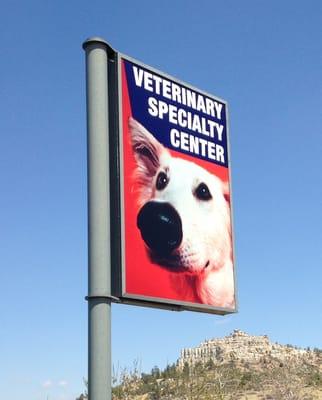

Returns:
124,59,228,168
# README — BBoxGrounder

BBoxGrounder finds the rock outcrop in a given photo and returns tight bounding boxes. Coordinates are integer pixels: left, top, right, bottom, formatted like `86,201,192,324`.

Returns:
177,329,321,369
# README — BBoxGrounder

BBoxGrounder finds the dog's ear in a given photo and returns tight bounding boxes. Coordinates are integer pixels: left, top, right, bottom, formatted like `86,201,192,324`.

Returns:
129,117,168,176
222,181,230,204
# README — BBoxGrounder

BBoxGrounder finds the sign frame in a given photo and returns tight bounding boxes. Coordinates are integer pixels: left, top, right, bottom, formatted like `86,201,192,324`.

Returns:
110,52,238,315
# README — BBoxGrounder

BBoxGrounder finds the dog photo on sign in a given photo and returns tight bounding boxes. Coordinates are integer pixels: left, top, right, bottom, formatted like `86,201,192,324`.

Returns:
129,117,234,308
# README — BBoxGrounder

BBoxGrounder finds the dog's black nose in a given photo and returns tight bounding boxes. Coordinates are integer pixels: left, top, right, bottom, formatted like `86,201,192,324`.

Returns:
137,201,183,256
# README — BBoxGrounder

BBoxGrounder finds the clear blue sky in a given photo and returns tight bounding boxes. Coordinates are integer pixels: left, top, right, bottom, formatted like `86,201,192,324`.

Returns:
1,1,322,399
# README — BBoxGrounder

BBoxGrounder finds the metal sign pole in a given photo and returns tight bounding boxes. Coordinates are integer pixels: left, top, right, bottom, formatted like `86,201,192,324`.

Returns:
83,37,112,400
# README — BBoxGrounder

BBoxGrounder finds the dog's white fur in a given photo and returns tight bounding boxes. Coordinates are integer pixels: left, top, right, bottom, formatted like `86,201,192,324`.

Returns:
129,117,234,308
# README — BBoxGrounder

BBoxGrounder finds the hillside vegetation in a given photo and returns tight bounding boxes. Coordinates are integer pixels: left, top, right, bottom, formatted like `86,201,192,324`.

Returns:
112,356,322,400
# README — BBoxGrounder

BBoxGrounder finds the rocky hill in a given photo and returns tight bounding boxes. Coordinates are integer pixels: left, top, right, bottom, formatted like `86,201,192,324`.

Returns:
177,329,321,371
78,330,322,400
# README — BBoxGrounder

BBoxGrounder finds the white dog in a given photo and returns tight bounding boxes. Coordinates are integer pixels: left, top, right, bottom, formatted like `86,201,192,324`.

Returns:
129,117,234,308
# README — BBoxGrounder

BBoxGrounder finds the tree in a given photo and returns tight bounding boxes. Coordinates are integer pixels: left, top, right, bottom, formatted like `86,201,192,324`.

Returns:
151,365,161,378
205,358,215,370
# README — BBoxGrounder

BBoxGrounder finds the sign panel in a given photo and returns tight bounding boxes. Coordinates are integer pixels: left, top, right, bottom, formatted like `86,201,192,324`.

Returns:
113,54,237,314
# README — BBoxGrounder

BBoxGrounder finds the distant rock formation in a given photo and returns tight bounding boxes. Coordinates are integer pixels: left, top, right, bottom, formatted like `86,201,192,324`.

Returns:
177,329,321,369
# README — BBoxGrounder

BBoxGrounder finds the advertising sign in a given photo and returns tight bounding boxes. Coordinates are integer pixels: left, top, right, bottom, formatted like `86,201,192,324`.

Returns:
112,54,237,314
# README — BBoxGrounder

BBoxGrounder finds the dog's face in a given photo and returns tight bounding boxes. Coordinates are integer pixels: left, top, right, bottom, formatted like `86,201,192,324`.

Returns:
129,117,232,274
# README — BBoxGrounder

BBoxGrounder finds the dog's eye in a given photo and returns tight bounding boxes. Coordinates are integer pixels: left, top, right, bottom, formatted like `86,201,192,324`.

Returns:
195,183,212,201
156,171,168,190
